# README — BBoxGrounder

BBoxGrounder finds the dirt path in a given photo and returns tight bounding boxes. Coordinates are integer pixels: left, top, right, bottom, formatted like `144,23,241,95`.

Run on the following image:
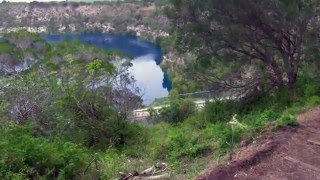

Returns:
198,107,320,180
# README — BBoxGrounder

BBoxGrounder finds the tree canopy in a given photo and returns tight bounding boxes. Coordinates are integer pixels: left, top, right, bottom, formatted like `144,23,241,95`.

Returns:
167,0,320,95
0,30,143,149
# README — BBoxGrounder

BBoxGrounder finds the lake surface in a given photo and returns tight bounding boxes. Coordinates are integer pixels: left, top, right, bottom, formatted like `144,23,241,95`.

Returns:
43,33,172,104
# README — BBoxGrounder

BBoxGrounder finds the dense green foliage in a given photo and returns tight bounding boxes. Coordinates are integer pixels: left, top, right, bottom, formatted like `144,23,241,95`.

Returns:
0,30,145,178
1,4,320,177
1,79,319,178
165,0,320,94
158,92,196,123
0,123,90,179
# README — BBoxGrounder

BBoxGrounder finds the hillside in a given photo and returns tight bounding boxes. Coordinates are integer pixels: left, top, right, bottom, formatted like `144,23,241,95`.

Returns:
200,107,320,179
0,0,320,179
0,1,169,40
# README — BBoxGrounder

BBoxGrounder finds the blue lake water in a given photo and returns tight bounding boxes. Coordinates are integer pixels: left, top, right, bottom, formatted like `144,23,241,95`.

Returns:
42,33,172,104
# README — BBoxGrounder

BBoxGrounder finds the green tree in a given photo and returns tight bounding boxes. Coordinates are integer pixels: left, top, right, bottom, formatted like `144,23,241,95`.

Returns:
0,32,143,149
167,0,320,93
160,90,196,123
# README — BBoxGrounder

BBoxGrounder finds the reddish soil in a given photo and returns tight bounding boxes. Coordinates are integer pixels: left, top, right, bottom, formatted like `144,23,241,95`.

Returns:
198,107,320,180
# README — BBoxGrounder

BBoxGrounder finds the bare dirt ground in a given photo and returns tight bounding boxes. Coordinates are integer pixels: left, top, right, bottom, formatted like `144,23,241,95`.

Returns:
198,107,320,180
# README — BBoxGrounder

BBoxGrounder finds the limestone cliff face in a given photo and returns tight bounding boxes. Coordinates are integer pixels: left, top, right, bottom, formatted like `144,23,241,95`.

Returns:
0,2,169,40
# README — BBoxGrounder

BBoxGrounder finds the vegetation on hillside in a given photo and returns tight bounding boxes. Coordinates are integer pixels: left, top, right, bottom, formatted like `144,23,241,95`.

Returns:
0,0,320,179
165,0,320,95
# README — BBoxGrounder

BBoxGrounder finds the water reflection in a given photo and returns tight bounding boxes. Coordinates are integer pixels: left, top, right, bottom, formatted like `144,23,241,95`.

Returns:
130,55,169,104
43,33,172,104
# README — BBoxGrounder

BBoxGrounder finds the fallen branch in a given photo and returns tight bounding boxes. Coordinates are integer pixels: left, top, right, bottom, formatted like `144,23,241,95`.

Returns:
120,162,170,180
133,173,171,180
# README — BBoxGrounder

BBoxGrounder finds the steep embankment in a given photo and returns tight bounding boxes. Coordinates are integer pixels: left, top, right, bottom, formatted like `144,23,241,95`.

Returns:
0,2,169,40
199,107,320,180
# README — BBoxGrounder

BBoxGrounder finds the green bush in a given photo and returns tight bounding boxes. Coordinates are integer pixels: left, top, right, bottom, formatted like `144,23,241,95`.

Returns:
241,106,280,132
204,123,243,150
202,101,240,123
276,109,299,127
160,98,196,123
99,150,155,180
0,123,91,179
307,96,320,106
99,151,128,180
275,87,294,106
304,84,320,98
179,100,196,120
146,123,172,159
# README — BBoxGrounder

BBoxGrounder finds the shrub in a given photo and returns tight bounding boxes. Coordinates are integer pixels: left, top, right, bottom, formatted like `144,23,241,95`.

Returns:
99,151,128,180
179,99,196,120
204,123,243,150
160,98,196,123
147,123,172,159
0,123,91,179
202,101,240,123
55,86,144,149
241,106,280,132
276,110,299,127
274,87,294,106
307,96,320,106
99,150,155,180
304,83,320,98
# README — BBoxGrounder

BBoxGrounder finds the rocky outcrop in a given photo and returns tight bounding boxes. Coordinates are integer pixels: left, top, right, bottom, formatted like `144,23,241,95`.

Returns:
0,2,170,40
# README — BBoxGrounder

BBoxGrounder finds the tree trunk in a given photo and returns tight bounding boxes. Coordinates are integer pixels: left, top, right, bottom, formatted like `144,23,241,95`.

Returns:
266,59,284,87
287,70,298,99
287,72,297,89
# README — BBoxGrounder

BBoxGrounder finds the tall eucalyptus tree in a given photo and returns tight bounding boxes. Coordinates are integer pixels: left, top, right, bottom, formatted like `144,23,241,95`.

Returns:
167,0,320,94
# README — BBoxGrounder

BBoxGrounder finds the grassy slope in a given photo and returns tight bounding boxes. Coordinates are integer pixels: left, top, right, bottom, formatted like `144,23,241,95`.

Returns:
100,83,320,179
1,81,319,179
0,32,319,179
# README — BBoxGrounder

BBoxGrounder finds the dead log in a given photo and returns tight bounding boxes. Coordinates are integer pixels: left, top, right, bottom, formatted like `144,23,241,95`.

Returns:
132,173,171,180
120,162,170,180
